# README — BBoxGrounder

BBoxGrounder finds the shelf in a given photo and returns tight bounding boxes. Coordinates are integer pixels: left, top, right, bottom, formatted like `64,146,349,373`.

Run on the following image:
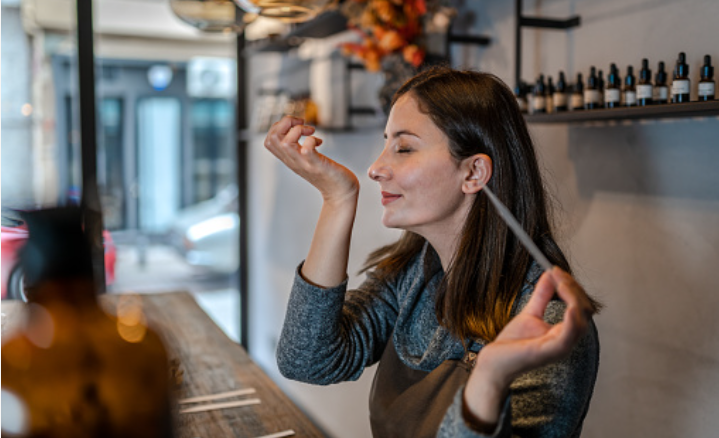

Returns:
524,100,719,124
288,10,348,38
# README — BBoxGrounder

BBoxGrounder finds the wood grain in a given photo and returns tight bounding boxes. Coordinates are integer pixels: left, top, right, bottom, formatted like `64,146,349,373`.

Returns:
1,292,327,438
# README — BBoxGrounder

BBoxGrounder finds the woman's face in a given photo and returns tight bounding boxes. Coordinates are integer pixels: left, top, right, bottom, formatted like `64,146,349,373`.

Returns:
368,93,473,236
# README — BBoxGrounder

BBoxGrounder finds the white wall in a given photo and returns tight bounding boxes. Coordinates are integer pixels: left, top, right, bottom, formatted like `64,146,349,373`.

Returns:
247,1,719,437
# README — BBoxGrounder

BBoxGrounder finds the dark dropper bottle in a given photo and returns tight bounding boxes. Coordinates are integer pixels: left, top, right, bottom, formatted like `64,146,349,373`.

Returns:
637,59,653,106
624,66,637,107
571,73,584,110
554,71,568,112
605,63,621,108
584,67,600,110
671,52,691,103
654,61,668,104
698,55,715,101
546,76,555,113
597,69,605,107
533,74,547,114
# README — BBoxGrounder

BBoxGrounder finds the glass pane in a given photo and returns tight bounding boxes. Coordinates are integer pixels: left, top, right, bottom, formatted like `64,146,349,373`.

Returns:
1,0,82,300
91,0,241,343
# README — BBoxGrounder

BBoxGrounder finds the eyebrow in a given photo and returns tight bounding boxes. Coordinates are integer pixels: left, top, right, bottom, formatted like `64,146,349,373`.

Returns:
383,130,421,140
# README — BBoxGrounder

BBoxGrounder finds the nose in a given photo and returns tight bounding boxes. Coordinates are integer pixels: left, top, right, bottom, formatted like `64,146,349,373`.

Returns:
368,152,391,181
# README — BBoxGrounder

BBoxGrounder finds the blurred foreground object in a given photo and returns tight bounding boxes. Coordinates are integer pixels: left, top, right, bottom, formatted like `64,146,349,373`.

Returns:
171,0,258,32
1,208,116,301
1,208,173,438
240,0,336,23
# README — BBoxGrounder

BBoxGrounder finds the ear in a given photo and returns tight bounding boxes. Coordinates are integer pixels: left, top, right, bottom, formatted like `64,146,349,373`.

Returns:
461,153,492,194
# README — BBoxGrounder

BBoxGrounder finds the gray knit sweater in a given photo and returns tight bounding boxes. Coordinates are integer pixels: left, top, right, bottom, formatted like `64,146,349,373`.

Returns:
277,243,599,437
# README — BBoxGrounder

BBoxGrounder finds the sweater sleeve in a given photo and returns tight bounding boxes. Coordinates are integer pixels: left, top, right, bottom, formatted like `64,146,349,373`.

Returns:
276,262,401,384
437,298,600,438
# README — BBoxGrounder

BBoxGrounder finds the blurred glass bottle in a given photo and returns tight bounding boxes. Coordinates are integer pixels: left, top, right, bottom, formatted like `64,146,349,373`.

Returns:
546,76,556,113
654,61,669,104
1,208,173,438
698,55,715,101
671,52,691,103
553,71,568,112
624,65,637,107
584,66,600,110
637,59,653,106
532,75,547,114
605,63,622,108
571,73,584,111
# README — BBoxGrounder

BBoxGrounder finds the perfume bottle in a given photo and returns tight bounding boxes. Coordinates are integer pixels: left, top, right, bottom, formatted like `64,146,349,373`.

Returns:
554,71,568,112
671,52,691,103
605,63,622,108
654,61,669,104
624,65,637,107
698,55,715,101
546,76,555,113
532,75,547,114
637,59,653,106
571,73,584,111
584,67,600,110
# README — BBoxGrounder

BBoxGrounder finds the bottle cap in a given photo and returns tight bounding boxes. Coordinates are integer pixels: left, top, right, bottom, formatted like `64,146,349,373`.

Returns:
676,52,689,78
701,55,714,80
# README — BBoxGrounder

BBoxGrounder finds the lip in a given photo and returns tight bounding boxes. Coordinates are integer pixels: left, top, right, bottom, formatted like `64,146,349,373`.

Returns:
381,191,402,206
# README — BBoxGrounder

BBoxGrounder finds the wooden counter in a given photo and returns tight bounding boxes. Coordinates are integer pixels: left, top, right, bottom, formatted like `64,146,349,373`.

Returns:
1,292,326,438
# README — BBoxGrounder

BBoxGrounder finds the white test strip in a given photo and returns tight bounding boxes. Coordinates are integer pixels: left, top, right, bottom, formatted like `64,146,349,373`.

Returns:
179,388,257,404
482,185,553,272
252,430,296,438
179,398,261,414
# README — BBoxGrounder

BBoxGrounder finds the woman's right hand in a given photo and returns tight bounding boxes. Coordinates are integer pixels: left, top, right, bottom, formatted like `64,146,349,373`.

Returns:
264,115,360,204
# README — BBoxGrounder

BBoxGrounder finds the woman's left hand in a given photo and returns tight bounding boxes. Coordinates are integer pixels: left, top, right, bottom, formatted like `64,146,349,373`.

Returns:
462,267,595,430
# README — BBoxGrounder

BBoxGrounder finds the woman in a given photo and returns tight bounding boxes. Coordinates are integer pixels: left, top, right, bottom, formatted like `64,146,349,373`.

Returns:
266,67,600,437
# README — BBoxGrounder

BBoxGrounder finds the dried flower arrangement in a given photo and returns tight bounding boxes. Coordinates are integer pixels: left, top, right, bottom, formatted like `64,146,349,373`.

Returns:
339,0,447,72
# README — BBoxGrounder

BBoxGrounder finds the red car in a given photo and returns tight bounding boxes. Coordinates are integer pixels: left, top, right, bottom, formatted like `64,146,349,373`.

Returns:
1,211,116,301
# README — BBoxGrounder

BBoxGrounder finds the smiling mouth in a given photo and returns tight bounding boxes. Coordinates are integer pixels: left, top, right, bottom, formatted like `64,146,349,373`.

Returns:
381,192,401,205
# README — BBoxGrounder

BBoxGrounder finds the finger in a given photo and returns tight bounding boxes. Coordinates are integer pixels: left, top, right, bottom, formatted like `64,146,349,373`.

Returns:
521,271,556,318
273,115,306,136
300,136,323,155
283,124,314,147
552,268,594,317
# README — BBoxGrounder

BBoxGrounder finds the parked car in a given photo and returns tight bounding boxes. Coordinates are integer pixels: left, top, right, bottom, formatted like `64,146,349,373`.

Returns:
168,184,239,274
1,209,117,301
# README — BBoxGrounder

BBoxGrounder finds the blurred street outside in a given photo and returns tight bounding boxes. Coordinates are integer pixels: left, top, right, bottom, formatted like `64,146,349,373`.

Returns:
109,243,240,343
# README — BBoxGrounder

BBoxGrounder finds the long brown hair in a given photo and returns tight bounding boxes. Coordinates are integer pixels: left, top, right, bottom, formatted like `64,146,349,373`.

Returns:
362,67,599,342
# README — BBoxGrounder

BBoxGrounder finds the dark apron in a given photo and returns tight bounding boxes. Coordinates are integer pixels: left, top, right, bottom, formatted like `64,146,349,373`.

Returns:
369,336,479,438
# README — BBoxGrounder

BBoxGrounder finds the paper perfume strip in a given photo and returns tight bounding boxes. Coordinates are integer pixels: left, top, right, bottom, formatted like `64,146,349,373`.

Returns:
252,430,295,438
178,388,257,404
179,398,261,414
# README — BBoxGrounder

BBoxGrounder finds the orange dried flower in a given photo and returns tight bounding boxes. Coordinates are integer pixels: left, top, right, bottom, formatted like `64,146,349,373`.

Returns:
403,44,425,68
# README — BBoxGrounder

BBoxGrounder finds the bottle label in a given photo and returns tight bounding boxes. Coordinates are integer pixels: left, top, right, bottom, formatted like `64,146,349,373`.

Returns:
637,84,653,99
698,82,716,97
605,88,621,103
553,93,567,107
570,94,583,109
624,91,637,105
672,79,690,95
532,96,545,111
654,86,668,101
584,89,600,104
